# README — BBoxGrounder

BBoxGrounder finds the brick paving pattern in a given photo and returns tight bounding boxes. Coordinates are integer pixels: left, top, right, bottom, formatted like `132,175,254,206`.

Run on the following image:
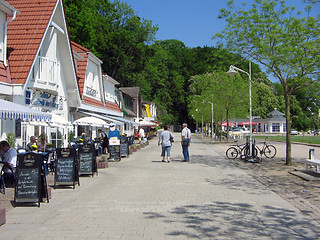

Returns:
0,134,319,239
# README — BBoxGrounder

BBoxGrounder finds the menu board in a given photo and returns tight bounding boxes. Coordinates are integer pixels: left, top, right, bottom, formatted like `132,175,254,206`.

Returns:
79,152,93,174
78,144,95,176
15,153,42,206
55,148,76,187
120,143,129,157
110,145,121,161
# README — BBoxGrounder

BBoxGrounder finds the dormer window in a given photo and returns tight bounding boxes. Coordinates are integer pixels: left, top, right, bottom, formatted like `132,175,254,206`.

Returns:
85,71,99,98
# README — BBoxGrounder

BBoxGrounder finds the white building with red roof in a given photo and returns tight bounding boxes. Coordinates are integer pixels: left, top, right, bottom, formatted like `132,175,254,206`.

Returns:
0,0,125,147
71,41,124,138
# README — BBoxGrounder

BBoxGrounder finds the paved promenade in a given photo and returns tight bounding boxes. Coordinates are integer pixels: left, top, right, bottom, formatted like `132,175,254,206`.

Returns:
0,134,320,239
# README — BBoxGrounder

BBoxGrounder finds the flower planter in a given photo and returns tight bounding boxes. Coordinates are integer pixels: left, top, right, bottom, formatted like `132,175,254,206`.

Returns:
97,161,108,168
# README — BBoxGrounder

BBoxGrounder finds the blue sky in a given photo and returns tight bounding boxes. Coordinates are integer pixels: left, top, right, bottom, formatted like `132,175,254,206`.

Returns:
120,0,319,48
119,0,319,82
121,0,227,48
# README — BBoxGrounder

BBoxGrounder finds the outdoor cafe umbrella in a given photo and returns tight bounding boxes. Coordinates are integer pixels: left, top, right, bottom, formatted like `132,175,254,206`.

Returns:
74,116,109,127
217,122,235,127
138,120,159,127
49,113,72,127
240,121,257,126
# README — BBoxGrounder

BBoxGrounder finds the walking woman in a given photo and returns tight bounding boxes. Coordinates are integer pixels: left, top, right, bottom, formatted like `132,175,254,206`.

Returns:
158,125,174,163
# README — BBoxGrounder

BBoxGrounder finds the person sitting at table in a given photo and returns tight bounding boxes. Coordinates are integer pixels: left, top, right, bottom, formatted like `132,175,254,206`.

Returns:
0,140,17,173
37,136,47,152
26,136,38,152
78,132,87,143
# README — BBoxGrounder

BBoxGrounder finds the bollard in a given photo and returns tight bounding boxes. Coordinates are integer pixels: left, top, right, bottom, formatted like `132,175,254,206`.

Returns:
309,149,315,160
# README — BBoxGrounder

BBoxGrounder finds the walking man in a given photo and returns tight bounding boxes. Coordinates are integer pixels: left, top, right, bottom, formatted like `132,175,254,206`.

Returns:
181,123,191,162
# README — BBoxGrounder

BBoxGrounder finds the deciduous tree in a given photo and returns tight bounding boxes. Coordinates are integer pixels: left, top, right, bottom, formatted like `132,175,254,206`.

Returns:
216,0,320,165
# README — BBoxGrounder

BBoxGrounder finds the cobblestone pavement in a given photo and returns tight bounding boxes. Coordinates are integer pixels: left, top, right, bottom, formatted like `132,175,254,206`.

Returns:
0,134,319,239
203,134,320,224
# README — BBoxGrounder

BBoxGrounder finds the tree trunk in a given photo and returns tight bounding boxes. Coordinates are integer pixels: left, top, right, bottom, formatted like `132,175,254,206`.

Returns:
284,92,292,166
226,110,229,142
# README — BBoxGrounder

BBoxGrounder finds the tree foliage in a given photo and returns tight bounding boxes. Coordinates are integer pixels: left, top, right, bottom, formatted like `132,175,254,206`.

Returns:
64,0,319,136
189,71,248,138
216,0,320,165
64,0,158,84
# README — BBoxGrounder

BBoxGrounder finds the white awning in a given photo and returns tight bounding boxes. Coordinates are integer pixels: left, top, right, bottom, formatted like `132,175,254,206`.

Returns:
0,99,51,121
107,115,140,126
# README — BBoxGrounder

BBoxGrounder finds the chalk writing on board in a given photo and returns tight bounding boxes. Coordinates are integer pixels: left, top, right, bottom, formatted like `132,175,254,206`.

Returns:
55,157,74,183
16,168,39,200
79,153,93,173
120,143,128,156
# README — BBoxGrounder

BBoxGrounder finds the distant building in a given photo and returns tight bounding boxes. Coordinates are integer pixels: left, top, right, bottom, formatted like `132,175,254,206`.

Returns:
257,108,286,133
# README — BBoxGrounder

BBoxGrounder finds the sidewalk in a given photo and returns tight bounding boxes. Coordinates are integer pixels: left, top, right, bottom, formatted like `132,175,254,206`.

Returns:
0,134,319,239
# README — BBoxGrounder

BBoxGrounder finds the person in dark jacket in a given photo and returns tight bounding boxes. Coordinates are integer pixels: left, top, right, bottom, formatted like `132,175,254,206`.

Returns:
98,129,109,155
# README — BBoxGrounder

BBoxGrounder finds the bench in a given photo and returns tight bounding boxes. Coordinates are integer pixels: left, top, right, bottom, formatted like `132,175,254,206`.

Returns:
306,159,320,172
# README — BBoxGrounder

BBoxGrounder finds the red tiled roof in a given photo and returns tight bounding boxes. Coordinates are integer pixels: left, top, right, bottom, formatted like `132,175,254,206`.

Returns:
71,41,89,54
72,42,122,114
71,41,89,98
0,63,10,83
83,96,122,113
6,0,57,84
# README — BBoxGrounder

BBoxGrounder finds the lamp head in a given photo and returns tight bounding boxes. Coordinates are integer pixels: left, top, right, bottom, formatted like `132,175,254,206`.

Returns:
226,66,238,76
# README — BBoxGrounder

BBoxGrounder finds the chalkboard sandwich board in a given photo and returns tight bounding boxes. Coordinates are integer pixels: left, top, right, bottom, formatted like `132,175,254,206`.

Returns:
55,148,76,188
110,145,121,161
15,153,42,207
78,143,96,176
120,136,129,157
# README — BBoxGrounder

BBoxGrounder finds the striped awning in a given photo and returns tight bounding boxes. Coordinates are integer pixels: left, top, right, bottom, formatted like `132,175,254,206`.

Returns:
0,99,51,121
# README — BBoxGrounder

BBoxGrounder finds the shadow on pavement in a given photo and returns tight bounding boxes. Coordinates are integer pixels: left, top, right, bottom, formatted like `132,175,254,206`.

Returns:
144,201,320,239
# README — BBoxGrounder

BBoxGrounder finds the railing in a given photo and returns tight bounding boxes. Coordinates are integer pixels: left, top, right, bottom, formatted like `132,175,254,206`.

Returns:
35,56,60,87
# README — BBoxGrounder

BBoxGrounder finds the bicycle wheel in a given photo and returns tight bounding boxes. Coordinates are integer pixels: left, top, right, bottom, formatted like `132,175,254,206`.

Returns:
226,147,238,159
244,146,258,158
263,145,277,158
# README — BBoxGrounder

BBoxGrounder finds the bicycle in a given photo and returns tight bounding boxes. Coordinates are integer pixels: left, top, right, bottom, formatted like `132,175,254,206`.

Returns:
226,140,250,159
253,137,277,158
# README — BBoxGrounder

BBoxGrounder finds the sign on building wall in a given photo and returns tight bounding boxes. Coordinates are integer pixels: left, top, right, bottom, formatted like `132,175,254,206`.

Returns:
25,90,62,110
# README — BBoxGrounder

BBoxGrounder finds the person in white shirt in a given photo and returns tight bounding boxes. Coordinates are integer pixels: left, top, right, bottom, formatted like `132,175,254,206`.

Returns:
181,123,191,162
0,140,17,173
139,127,145,142
158,125,174,163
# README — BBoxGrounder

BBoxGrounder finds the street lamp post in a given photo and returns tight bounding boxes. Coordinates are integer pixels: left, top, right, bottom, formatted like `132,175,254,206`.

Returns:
202,112,204,138
226,60,253,159
203,99,214,142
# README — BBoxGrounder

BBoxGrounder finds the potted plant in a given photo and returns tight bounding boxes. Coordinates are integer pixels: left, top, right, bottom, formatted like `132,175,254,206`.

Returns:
97,156,108,168
6,133,16,149
130,145,137,152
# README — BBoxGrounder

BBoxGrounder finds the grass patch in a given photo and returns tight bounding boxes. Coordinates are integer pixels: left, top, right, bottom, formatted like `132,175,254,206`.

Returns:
254,135,320,145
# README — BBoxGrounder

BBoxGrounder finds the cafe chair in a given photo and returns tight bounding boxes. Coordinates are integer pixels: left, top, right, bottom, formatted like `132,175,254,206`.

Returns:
0,166,5,194
17,148,27,154
0,163,16,194
49,151,56,174
43,152,53,176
